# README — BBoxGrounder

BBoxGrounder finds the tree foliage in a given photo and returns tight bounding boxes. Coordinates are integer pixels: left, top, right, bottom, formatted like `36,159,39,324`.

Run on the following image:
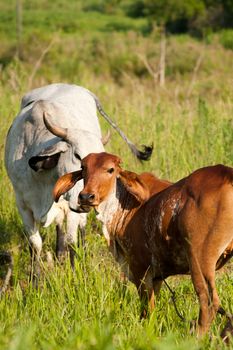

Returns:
126,0,233,34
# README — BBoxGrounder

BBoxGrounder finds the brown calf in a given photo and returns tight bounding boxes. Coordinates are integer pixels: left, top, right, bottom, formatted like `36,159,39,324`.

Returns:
53,152,233,336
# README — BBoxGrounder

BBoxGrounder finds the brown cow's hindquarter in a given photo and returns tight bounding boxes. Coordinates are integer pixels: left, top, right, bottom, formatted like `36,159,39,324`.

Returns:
179,182,233,271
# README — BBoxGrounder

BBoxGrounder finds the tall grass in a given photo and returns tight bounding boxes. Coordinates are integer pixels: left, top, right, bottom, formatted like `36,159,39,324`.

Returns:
0,4,233,349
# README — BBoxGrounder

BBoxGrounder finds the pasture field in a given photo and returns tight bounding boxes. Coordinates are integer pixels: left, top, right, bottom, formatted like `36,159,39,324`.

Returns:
0,2,233,349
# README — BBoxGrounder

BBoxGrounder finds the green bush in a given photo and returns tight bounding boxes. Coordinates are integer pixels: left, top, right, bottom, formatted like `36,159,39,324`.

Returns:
122,0,233,35
219,29,233,50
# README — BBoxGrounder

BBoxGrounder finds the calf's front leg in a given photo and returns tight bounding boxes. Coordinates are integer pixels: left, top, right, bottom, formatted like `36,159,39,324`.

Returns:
135,270,155,319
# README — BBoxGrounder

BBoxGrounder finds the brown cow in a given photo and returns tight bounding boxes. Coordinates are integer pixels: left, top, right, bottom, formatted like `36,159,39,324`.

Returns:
53,152,233,336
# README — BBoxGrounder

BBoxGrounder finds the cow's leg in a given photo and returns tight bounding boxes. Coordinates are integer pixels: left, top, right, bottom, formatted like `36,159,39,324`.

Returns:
198,222,233,334
153,279,163,297
135,270,154,319
102,225,111,246
200,240,232,329
54,208,67,262
29,230,42,287
56,224,67,262
18,205,42,287
202,264,220,327
0,251,13,295
77,213,87,252
78,226,86,249
189,252,211,336
66,211,87,269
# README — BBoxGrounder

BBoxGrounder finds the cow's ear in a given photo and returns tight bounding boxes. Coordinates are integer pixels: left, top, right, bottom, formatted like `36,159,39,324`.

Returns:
119,170,150,203
53,170,83,202
29,141,68,172
29,154,61,171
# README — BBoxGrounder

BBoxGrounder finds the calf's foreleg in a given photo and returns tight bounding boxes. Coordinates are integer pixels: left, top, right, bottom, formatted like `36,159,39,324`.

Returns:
135,270,155,319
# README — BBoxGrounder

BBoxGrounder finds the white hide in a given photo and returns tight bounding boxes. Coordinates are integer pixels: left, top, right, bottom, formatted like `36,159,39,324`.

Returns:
5,83,105,258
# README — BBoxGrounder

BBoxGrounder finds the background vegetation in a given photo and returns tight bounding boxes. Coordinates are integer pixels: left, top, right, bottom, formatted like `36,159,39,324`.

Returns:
0,1,232,349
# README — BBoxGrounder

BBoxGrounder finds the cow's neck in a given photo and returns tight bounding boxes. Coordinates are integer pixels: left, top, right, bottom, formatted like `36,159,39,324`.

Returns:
96,179,141,238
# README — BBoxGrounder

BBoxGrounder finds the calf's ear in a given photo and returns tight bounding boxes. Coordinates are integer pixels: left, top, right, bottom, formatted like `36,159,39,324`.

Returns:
53,170,83,202
119,170,150,203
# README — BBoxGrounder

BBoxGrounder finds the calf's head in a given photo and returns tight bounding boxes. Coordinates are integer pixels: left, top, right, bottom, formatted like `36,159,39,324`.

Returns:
53,152,151,212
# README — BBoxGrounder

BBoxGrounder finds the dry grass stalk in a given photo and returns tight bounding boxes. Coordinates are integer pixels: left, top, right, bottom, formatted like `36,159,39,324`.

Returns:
28,37,57,89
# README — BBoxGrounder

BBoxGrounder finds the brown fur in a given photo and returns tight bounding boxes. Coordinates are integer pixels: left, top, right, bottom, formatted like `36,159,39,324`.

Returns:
53,170,82,202
139,172,172,195
53,153,233,336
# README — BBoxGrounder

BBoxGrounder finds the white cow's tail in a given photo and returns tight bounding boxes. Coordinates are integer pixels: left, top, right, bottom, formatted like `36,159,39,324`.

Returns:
92,94,153,161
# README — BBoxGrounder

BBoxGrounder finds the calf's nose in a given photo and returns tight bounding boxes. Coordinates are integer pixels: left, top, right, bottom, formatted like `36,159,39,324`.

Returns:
79,192,95,203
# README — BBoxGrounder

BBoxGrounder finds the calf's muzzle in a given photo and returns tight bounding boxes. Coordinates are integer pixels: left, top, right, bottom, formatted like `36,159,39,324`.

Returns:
78,192,95,205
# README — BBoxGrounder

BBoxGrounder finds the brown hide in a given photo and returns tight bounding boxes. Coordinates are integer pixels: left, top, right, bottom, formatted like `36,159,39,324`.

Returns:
119,171,171,203
53,153,233,336
53,170,83,202
139,172,172,195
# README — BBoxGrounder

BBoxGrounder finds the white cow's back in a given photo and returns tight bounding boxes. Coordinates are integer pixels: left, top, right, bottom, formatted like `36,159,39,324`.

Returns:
21,83,101,137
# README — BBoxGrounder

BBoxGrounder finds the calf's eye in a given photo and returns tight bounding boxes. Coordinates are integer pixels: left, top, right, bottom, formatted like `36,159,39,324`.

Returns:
107,168,114,174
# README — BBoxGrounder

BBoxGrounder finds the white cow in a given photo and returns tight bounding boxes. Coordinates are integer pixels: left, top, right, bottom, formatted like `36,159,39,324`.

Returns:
5,83,152,283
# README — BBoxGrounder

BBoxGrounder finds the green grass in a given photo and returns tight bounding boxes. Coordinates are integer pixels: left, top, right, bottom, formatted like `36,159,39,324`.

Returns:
0,1,147,41
0,2,233,349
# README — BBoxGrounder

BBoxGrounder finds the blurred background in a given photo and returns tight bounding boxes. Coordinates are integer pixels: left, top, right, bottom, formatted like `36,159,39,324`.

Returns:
1,0,233,92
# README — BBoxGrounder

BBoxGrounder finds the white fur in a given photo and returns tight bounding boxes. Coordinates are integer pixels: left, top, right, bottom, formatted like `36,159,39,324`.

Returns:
5,83,104,263
29,232,42,255
41,199,69,227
